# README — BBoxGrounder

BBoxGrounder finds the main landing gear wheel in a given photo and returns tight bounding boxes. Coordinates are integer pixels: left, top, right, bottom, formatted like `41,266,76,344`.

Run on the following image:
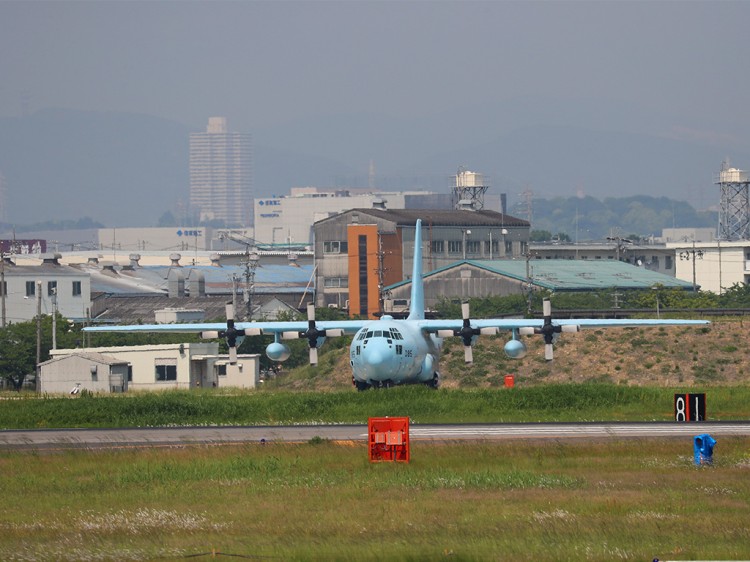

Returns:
425,372,440,389
355,380,371,392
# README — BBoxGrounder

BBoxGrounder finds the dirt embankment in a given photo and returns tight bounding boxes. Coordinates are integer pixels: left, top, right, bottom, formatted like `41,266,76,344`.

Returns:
271,321,748,390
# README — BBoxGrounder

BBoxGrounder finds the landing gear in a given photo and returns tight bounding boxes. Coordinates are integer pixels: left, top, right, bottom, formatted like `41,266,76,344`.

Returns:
425,372,440,389
354,379,371,392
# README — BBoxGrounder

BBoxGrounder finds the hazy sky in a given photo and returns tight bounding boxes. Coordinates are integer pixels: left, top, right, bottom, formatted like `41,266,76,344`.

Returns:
2,0,749,138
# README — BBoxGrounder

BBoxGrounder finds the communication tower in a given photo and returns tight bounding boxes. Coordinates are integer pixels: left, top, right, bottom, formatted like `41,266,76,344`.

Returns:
452,167,489,210
716,161,750,240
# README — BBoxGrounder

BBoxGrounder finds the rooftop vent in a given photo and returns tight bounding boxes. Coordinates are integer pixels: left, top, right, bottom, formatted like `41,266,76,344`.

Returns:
457,199,476,211
372,198,387,210
210,253,222,267
87,256,100,266
129,253,141,268
42,253,62,266
169,253,182,267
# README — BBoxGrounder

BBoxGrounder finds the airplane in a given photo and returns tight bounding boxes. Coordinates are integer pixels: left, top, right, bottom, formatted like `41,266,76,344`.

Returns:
83,219,709,390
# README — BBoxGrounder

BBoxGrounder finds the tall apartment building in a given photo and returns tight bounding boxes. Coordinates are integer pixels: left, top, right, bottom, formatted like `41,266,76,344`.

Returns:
189,117,252,226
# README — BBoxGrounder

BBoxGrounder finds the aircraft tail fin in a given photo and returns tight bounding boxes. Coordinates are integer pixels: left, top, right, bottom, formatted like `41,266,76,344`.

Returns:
407,219,425,320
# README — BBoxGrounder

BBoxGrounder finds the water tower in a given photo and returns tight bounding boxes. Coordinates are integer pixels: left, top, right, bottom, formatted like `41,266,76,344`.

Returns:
716,161,750,240
452,167,489,210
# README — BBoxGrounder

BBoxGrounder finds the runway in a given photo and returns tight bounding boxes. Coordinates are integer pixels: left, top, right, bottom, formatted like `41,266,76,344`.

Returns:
1,421,749,451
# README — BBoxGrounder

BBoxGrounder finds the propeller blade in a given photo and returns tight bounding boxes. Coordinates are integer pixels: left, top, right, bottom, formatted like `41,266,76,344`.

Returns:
225,303,235,321
229,345,238,364
543,299,552,318
325,329,344,337
309,346,318,365
461,302,470,320
480,327,498,336
464,345,473,363
307,303,315,321
544,343,554,361
561,325,580,333
282,331,301,340
518,327,535,336
436,329,455,338
200,330,220,339
244,328,263,336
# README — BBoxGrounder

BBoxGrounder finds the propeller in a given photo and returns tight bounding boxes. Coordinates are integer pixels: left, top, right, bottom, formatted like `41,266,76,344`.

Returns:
200,303,262,364
437,302,498,364
282,303,343,365
519,299,579,361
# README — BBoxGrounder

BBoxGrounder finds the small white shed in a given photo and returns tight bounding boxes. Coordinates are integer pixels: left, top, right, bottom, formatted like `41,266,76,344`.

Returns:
39,352,130,394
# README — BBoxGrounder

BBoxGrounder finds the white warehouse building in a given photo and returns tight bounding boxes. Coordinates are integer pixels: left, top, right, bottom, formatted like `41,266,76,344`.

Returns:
44,343,260,393
254,188,453,247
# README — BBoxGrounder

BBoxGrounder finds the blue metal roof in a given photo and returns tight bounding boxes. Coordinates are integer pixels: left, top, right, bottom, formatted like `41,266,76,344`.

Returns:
387,259,694,292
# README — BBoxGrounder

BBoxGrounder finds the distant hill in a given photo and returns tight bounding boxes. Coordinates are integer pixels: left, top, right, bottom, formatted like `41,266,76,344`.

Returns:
523,195,717,240
0,107,745,228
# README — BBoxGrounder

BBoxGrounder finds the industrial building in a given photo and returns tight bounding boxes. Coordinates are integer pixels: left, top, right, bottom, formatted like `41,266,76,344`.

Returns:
312,208,530,317
0,253,91,323
384,259,695,312
253,187,453,247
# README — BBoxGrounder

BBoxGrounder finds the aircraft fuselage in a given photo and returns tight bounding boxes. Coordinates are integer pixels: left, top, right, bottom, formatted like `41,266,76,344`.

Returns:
349,315,441,388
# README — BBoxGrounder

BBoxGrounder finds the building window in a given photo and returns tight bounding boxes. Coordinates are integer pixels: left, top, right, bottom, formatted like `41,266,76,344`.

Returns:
72,281,82,297
127,366,133,382
324,277,349,288
665,255,673,270
505,240,513,254
324,240,348,254
448,240,462,254
26,281,36,297
0,281,5,297
466,240,481,255
431,240,444,254
155,359,177,382
47,281,57,296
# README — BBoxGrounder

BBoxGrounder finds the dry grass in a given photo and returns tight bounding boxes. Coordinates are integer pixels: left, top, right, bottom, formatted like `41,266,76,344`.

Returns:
1,438,749,561
267,322,747,390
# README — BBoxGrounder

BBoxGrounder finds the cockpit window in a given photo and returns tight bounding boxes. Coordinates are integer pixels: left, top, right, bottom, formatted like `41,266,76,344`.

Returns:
366,331,373,339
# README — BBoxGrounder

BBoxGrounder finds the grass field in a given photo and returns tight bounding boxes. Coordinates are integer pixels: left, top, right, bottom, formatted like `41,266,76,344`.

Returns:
1,437,748,561
3,384,750,429
2,385,748,560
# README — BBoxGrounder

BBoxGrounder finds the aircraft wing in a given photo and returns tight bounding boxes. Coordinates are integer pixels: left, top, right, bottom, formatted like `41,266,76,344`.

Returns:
417,317,710,332
417,299,709,362
83,319,368,336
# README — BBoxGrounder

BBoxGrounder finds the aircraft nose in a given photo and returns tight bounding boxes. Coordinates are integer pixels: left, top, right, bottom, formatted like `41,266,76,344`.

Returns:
366,349,385,366
362,340,392,380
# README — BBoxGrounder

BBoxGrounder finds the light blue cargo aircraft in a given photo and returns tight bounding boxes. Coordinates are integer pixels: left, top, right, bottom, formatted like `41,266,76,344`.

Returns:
84,219,708,390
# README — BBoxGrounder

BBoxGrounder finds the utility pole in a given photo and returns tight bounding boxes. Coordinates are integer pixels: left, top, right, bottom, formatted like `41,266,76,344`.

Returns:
1,250,5,328
51,287,57,350
678,239,703,292
35,280,42,369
